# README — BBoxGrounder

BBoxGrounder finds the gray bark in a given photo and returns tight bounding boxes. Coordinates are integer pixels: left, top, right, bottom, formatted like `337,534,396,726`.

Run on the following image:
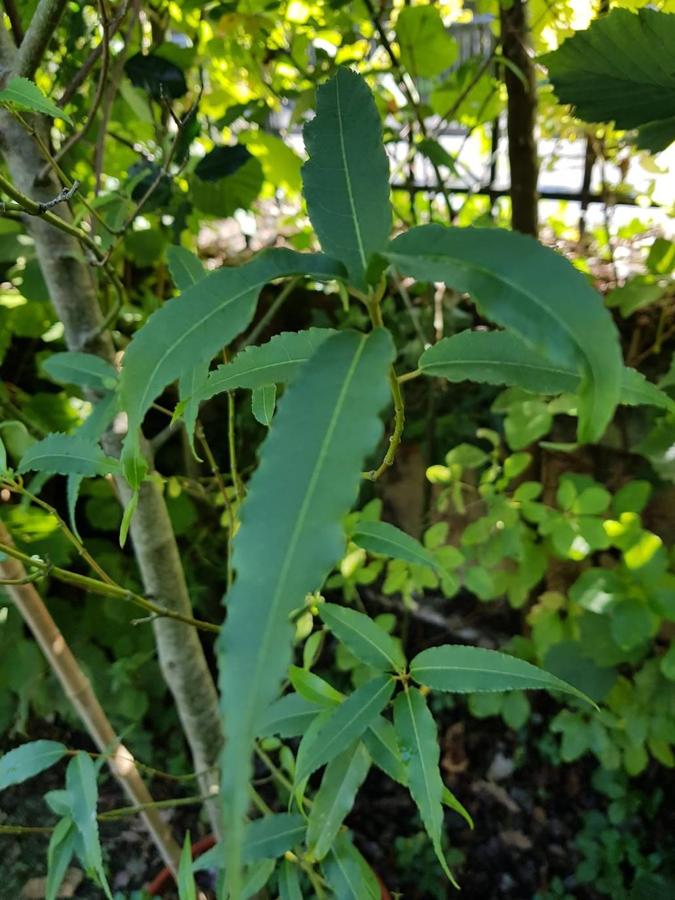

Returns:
0,27,224,838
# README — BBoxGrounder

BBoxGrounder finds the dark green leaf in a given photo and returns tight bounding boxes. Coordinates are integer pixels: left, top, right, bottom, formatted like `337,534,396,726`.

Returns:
294,675,394,783
307,742,371,860
388,226,622,442
541,8,675,153
319,602,406,672
0,740,67,791
244,813,305,862
191,156,263,217
411,644,591,702
278,859,303,900
393,689,457,886
302,68,391,291
362,716,407,785
124,53,187,100
217,328,394,893
256,692,323,738
194,145,252,182
18,433,120,478
46,818,78,900
322,832,381,900
167,246,206,291
42,352,117,391
118,250,346,486
197,328,336,405
351,520,441,573
65,752,112,898
419,329,675,413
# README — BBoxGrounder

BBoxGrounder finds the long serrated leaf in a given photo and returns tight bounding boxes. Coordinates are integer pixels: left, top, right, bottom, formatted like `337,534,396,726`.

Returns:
302,68,391,291
321,831,381,900
319,603,406,672
178,833,197,900
196,328,337,405
42,352,118,391
351,520,441,573
393,689,457,886
420,330,675,412
65,753,112,899
294,675,394,784
18,433,119,477
217,328,393,894
0,76,72,123
46,817,78,900
119,249,346,486
307,742,371,860
541,8,675,153
387,226,622,443
167,245,206,290
0,740,67,791
244,813,305,862
411,644,591,703
256,693,324,739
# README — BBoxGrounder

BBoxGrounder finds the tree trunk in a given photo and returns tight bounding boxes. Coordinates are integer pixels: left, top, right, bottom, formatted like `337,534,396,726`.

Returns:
0,30,224,839
500,0,539,236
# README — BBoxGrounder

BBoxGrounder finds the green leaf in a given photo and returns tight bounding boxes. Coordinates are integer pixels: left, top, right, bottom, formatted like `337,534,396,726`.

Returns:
289,666,344,707
294,675,394,784
322,832,381,900
387,226,622,443
0,76,72,123
64,393,118,537
410,644,591,703
362,715,407,785
541,8,675,153
42,352,118,391
278,859,303,900
178,833,197,900
18,433,120,477
307,742,371,860
396,6,457,78
124,52,187,100
252,384,276,426
351,520,442,574
166,245,206,291
256,693,323,738
167,246,209,455
244,813,305,862
0,740,67,791
196,328,336,405
242,859,276,898
319,602,406,672
119,251,345,486
302,68,391,291
393,689,457,886
65,752,112,898
46,818,78,900
217,328,394,894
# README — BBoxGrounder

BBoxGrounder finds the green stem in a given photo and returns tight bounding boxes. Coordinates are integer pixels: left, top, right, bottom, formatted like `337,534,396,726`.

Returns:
0,540,220,633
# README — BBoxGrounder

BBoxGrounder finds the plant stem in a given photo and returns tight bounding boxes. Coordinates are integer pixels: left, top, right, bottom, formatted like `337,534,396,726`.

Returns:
0,539,220,633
